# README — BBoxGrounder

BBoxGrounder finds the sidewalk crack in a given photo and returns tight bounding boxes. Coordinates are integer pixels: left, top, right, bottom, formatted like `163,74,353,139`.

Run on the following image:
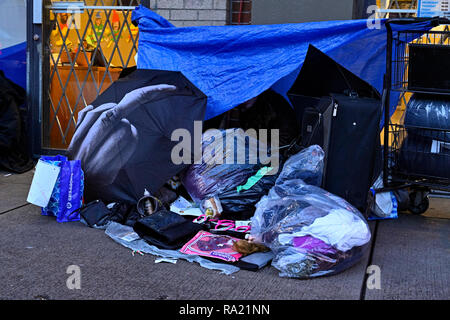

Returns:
0,203,31,215
359,220,379,300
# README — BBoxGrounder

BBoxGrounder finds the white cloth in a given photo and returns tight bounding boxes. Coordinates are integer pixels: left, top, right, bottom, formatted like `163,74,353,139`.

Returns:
374,192,394,217
278,209,371,252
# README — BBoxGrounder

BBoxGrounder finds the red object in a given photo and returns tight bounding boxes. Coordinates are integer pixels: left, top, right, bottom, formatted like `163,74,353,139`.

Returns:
111,10,120,24
238,0,243,25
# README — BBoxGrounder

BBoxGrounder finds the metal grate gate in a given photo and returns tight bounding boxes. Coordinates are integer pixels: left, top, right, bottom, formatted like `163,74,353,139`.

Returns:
41,0,144,151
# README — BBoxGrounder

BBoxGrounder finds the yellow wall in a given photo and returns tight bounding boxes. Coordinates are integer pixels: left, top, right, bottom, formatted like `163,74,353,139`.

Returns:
50,9,138,68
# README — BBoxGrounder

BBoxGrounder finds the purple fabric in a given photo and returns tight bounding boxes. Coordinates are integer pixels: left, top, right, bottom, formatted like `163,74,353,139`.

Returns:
292,236,336,255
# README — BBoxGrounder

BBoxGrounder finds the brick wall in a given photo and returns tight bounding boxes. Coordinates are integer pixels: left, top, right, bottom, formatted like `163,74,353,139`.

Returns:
148,0,229,27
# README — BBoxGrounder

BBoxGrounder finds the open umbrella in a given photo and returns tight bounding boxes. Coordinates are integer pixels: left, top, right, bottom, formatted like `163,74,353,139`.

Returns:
67,69,207,203
288,44,381,99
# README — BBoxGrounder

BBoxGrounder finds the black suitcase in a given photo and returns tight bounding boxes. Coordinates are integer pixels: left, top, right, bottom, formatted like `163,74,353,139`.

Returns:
323,94,381,212
287,45,382,213
300,96,334,151
289,92,381,212
287,93,334,148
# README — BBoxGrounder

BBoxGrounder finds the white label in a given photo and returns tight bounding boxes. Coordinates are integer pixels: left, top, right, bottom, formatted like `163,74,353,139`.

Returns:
431,140,450,153
27,160,60,207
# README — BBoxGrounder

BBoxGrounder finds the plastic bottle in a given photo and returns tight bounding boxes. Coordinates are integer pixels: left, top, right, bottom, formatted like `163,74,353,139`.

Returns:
144,189,153,216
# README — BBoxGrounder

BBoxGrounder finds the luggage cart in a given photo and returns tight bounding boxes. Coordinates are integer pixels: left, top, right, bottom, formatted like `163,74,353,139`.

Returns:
379,18,450,214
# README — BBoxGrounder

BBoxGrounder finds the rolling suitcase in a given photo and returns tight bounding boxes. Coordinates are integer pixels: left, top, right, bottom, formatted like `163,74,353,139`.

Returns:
293,93,381,212
323,93,381,212
287,45,382,212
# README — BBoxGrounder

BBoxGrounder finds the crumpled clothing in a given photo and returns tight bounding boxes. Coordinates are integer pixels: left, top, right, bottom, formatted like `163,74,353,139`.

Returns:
278,209,371,252
292,236,336,255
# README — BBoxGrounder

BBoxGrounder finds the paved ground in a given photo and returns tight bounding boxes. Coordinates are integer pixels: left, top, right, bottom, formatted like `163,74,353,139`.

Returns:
0,170,448,300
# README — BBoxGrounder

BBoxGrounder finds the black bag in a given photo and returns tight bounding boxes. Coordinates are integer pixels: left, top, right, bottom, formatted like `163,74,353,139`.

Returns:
0,71,34,173
109,202,142,227
76,200,143,228
133,210,203,250
404,94,450,142
218,173,278,221
74,200,112,227
398,134,450,179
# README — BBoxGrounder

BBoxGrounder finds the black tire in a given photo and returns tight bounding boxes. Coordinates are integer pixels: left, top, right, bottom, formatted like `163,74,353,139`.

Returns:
408,194,430,215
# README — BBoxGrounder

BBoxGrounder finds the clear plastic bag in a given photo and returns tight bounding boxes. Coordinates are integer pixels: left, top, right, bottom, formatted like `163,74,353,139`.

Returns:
250,179,371,279
181,129,266,204
275,145,324,187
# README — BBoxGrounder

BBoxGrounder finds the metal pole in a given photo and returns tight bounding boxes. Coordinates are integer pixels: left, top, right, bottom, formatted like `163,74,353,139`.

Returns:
383,21,393,187
27,0,44,157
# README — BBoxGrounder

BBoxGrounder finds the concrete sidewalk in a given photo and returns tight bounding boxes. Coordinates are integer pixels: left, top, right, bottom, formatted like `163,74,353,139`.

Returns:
0,170,448,300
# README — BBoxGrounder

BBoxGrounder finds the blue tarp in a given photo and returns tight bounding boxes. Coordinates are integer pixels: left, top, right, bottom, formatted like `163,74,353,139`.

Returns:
0,41,26,89
132,5,433,121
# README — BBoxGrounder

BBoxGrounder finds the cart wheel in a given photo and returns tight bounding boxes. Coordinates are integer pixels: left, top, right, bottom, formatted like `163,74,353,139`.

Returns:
408,192,430,215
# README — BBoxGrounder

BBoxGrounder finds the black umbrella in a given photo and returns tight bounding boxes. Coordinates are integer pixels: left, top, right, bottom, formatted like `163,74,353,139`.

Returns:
67,69,207,203
288,44,381,99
